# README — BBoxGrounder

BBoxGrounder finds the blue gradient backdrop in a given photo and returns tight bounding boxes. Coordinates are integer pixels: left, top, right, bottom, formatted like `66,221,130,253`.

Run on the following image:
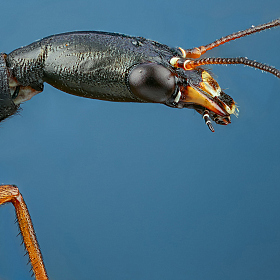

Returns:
1,0,280,279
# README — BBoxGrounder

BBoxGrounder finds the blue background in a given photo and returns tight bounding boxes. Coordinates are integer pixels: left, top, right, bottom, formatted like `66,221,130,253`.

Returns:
1,0,280,279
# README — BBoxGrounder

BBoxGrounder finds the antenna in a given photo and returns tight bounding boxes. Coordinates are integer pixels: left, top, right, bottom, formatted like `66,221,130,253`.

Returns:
170,56,280,78
171,18,280,78
180,18,280,59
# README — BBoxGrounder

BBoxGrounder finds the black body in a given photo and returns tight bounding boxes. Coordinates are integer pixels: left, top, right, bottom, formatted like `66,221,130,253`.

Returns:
1,19,280,128
0,54,18,121
0,30,242,129
6,31,181,103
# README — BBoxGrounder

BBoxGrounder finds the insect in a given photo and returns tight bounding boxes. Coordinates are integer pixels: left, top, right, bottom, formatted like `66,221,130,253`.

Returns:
0,19,279,280
1,19,279,133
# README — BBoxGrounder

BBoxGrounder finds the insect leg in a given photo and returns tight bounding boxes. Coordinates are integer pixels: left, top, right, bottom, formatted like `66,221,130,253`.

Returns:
0,185,48,280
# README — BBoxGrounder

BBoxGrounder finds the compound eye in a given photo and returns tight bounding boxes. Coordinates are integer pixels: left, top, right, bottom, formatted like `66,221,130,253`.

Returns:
128,63,176,103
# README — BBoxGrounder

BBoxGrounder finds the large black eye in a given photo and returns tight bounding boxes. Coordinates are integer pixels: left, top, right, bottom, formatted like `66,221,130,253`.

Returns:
128,63,175,103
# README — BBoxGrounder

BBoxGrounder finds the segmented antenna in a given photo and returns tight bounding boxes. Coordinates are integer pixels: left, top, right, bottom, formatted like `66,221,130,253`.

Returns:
180,18,280,59
170,18,280,78
171,57,280,78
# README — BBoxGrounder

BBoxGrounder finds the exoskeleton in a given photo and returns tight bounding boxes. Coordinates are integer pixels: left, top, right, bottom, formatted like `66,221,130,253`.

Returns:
1,18,280,280
1,19,280,132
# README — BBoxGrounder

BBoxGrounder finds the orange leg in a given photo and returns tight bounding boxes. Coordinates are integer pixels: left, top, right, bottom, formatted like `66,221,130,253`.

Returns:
0,185,49,280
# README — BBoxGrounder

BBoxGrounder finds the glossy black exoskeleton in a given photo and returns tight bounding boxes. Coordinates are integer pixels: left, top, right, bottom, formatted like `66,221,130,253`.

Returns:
1,19,279,132
1,18,280,280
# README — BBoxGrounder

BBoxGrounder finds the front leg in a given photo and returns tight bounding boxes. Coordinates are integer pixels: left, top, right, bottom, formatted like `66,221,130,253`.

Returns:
0,185,48,280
